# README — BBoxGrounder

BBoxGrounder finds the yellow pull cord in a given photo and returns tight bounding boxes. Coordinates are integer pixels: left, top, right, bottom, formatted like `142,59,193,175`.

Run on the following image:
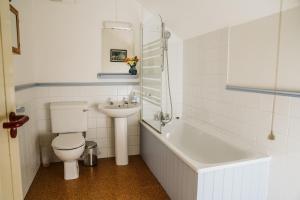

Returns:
268,0,283,141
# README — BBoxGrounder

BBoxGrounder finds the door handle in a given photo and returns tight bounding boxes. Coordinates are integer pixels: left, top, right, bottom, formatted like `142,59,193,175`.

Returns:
3,112,29,138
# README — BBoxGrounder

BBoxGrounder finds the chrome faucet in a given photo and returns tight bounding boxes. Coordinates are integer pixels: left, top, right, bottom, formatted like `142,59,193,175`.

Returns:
123,97,129,105
154,111,171,126
108,98,114,105
130,91,138,104
160,112,171,126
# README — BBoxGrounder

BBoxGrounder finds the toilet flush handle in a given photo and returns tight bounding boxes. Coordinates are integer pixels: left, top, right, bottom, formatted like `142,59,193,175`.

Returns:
2,112,29,138
83,109,89,112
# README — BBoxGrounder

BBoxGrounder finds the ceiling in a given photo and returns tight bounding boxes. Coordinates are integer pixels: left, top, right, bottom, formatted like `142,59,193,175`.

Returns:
137,0,281,39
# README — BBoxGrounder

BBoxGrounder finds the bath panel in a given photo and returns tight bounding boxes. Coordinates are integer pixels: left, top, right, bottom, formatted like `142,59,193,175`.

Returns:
141,121,270,200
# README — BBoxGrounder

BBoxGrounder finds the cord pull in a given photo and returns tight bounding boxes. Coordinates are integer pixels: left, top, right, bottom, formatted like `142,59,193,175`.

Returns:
268,131,276,140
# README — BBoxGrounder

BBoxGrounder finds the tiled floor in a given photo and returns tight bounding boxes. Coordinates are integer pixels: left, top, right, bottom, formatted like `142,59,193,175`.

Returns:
25,156,170,200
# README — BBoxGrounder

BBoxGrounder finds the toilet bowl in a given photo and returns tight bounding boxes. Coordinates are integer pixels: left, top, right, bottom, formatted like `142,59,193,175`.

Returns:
51,132,85,180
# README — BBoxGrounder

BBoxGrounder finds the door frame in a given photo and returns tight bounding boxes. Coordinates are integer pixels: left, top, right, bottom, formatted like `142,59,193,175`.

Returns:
0,0,23,199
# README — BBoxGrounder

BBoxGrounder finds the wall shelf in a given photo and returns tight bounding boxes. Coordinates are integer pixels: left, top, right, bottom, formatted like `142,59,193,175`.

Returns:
97,73,139,79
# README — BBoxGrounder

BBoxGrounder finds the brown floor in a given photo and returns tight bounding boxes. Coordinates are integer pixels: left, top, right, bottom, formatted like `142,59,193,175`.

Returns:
25,156,170,200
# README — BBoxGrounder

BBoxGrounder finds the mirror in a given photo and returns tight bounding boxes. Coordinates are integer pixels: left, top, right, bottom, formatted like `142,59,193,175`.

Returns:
101,21,134,74
10,4,21,55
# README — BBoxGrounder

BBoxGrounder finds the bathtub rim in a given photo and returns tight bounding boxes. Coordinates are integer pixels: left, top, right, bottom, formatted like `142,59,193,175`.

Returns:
140,120,271,173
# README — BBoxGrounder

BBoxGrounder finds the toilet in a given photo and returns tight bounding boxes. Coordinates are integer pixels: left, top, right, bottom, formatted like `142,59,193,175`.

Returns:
50,101,88,180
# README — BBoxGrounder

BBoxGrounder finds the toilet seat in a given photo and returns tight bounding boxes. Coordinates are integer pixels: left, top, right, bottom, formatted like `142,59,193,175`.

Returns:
52,132,85,150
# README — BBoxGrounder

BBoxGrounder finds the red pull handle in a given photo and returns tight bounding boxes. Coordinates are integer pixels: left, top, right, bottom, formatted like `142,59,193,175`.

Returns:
3,112,29,138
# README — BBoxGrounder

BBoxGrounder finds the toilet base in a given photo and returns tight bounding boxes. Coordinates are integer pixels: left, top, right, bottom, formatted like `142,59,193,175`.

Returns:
64,161,79,180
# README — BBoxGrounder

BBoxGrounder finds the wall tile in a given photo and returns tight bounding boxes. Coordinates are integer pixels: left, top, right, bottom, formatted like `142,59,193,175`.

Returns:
128,135,139,145
274,96,290,116
99,147,108,158
128,125,138,136
290,97,300,117
96,118,107,128
34,87,49,98
289,117,300,139
272,114,289,135
86,128,97,139
128,145,139,155
16,89,40,196
97,127,108,139
87,118,97,129
17,85,140,163
183,28,300,200
117,86,129,96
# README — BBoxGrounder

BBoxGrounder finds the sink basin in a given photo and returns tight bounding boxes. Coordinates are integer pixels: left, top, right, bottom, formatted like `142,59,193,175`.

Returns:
98,103,140,166
99,104,141,118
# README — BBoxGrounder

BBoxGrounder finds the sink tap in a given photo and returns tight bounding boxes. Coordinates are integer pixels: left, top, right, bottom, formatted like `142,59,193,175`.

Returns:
130,91,139,104
108,98,114,105
123,97,129,105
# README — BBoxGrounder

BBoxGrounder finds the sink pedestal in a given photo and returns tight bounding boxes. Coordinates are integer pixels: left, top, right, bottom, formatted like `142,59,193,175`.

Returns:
114,118,128,165
98,103,140,166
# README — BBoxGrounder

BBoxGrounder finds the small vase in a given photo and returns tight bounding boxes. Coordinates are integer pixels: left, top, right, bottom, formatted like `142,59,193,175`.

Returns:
129,65,137,75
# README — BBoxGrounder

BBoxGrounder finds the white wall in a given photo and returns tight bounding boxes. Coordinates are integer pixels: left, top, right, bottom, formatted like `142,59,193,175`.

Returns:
228,13,279,89
12,0,144,196
101,28,134,73
11,0,39,197
137,0,281,39
11,0,35,84
15,89,40,197
32,0,142,82
34,85,140,162
27,0,143,161
277,6,300,91
183,26,300,200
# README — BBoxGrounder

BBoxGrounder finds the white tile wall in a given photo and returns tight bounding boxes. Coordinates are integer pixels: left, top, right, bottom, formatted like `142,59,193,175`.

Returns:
15,89,40,198
16,84,140,164
183,28,300,200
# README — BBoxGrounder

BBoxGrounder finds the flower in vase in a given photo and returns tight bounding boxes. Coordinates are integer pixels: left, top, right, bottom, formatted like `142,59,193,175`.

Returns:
124,56,139,75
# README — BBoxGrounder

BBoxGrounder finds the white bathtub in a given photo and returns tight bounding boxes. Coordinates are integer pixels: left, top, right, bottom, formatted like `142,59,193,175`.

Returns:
141,120,271,200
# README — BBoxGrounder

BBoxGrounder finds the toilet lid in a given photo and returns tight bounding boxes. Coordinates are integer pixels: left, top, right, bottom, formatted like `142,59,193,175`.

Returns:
52,133,85,150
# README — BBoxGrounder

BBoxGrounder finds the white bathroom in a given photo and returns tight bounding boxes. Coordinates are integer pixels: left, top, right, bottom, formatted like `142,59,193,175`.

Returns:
0,0,299,199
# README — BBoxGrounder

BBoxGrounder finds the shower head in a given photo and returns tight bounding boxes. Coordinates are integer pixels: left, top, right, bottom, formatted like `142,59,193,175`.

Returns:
163,30,171,51
164,31,171,39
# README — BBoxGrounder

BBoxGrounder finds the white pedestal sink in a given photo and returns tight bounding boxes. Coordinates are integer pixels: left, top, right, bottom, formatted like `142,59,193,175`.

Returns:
98,103,140,165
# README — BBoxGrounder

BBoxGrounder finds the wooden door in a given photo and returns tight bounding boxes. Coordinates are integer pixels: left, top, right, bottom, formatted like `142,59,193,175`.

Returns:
0,0,23,199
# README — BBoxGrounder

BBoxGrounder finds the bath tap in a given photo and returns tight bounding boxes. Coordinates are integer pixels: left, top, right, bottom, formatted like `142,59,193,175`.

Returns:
156,112,171,126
